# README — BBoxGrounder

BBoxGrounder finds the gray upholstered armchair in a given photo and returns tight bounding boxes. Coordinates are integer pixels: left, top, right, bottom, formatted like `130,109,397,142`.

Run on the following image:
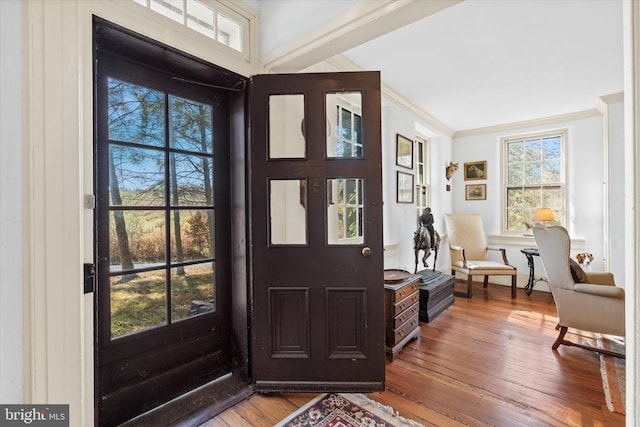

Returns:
533,225,625,358
444,213,517,298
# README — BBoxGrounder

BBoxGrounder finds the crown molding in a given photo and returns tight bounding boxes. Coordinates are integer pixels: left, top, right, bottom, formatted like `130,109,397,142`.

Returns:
597,92,625,113
324,55,455,137
453,109,602,138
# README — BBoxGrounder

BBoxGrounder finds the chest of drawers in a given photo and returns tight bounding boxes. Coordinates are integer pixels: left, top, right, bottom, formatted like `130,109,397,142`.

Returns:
384,272,421,360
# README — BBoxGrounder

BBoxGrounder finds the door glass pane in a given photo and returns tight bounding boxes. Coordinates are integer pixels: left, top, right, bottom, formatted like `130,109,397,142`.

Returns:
170,95,213,153
111,269,167,338
170,152,214,206
326,92,362,158
171,262,215,322
105,72,221,347
170,209,215,263
109,210,166,272
108,78,165,147
269,94,305,159
110,145,165,206
327,178,364,245
270,179,307,245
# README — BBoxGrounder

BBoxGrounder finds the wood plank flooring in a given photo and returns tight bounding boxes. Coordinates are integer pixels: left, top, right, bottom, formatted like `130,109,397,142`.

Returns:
200,281,625,426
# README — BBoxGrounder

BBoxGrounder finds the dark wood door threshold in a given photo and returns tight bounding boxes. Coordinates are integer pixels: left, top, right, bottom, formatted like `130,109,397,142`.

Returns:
120,374,254,427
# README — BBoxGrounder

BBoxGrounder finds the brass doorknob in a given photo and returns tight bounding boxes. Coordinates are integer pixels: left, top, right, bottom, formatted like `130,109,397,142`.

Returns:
361,247,372,257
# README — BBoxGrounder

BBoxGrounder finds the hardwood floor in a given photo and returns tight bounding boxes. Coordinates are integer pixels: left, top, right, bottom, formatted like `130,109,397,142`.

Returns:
200,281,625,426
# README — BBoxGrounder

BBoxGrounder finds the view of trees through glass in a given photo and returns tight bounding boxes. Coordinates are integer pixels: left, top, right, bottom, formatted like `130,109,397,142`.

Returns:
107,78,216,338
505,132,564,232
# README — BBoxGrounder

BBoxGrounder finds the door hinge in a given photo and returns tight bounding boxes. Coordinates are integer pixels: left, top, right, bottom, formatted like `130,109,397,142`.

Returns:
84,263,96,294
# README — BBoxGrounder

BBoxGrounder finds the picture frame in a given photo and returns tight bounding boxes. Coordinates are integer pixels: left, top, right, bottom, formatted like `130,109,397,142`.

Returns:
465,184,486,200
464,160,487,181
396,134,413,169
397,171,414,203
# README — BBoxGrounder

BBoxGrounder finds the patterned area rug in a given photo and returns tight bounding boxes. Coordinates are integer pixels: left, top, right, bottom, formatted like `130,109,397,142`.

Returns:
274,393,424,427
597,335,626,415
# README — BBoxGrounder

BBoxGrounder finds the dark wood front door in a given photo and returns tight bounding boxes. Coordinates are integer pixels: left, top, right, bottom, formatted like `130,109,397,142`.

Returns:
249,72,385,391
94,41,235,426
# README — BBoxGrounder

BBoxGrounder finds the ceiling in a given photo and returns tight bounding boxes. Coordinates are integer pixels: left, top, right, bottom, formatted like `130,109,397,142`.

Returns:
257,0,624,134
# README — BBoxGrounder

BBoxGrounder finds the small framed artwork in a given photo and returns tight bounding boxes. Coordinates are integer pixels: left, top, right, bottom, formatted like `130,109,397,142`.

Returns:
397,171,414,203
464,160,487,180
396,134,413,169
465,184,486,200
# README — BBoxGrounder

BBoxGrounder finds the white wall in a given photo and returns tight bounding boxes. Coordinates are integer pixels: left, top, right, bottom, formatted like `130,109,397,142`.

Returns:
450,113,614,289
607,100,625,283
0,0,23,404
381,102,453,273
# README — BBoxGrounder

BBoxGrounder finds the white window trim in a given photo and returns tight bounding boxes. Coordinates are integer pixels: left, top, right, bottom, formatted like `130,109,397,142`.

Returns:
500,128,568,235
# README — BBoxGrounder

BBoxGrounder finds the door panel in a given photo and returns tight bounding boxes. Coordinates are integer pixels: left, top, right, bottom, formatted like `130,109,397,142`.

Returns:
250,72,384,391
95,51,232,426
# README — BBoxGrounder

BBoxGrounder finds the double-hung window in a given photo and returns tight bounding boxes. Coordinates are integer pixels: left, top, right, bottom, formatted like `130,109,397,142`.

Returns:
503,129,566,233
415,136,430,222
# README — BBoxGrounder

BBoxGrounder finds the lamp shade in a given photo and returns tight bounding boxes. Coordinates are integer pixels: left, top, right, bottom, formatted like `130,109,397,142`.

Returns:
533,208,554,223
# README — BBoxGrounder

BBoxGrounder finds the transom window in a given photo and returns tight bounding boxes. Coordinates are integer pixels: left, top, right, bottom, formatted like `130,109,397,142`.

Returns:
503,129,565,233
132,0,248,53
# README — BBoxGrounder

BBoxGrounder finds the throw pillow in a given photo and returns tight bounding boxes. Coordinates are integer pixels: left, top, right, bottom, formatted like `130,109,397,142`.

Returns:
569,258,587,283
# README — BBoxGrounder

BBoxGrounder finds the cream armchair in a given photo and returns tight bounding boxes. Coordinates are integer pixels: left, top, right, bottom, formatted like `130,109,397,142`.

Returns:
533,225,625,358
444,213,517,298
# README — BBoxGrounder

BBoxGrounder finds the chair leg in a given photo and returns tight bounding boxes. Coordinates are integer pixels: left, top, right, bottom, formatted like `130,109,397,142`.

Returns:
511,275,517,298
552,325,625,359
552,326,568,350
483,276,488,288
467,274,473,298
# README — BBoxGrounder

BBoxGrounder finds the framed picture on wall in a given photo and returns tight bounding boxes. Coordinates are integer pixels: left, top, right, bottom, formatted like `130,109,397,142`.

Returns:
396,134,413,169
397,171,414,203
465,184,486,200
464,160,487,180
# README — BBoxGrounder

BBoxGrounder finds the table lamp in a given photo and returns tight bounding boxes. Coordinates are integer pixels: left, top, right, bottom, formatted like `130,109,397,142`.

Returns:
533,208,554,226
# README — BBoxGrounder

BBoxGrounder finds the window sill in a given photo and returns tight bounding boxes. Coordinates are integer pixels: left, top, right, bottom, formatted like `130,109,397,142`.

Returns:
488,234,586,249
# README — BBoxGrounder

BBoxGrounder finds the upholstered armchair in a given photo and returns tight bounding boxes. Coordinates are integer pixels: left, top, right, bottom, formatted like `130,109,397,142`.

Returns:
533,225,625,358
444,213,517,298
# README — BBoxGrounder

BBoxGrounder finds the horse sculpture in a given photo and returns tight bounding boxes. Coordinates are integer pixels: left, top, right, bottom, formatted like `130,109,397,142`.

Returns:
414,225,440,273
